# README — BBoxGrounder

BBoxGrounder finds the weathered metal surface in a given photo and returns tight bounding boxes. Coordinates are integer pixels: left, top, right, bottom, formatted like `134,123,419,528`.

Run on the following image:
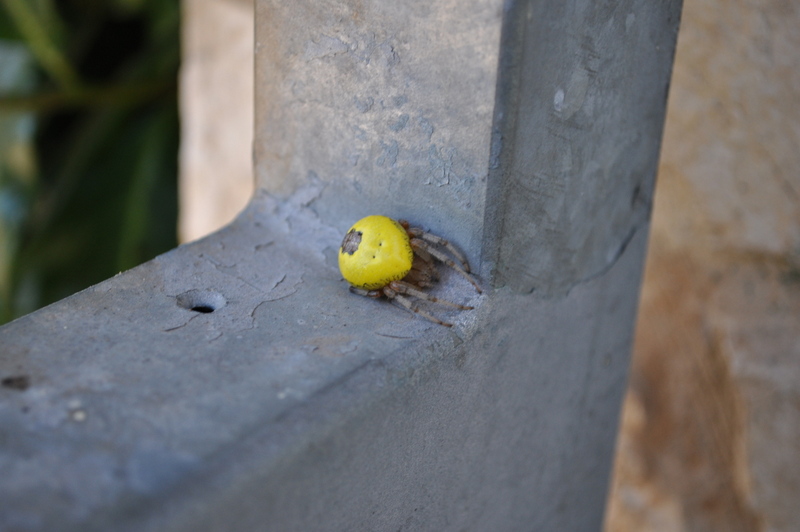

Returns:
0,0,681,530
0,189,650,530
254,0,502,264
483,0,681,295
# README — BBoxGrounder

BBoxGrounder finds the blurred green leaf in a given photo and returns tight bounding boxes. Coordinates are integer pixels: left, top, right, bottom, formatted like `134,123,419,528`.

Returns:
1,0,79,90
1,0,180,323
0,40,36,322
117,104,177,271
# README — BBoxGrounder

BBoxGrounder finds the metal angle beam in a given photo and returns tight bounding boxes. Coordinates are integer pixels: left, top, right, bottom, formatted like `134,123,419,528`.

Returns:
0,0,682,530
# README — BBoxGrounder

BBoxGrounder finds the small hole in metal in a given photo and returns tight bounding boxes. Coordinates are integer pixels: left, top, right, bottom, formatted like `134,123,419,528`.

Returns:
176,289,226,314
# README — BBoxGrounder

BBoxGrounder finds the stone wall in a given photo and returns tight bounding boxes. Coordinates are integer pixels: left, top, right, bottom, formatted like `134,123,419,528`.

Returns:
605,1,800,530
179,0,254,243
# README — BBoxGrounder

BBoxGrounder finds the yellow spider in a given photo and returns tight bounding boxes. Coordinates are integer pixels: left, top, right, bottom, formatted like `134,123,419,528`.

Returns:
338,215,481,327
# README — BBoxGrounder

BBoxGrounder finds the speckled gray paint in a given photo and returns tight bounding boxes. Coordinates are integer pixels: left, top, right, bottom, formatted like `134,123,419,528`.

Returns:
0,188,652,530
254,0,502,265
484,0,681,294
0,0,681,530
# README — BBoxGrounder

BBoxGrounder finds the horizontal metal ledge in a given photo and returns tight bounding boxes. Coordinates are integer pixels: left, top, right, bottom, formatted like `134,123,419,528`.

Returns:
0,182,646,531
0,185,476,530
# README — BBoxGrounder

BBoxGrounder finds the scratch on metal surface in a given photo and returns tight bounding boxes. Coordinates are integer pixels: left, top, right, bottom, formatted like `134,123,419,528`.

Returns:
271,274,288,291
203,255,270,295
200,253,236,270
163,313,200,333
567,223,641,294
375,333,415,340
266,273,303,302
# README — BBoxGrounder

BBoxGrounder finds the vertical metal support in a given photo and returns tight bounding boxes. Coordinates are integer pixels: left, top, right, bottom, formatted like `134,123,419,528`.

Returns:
484,0,681,294
254,0,503,259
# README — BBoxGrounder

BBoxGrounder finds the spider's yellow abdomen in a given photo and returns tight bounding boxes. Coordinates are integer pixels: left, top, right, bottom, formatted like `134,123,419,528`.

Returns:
338,215,413,290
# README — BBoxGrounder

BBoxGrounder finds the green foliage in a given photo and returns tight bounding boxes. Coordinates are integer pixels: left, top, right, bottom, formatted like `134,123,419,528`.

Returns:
0,0,180,323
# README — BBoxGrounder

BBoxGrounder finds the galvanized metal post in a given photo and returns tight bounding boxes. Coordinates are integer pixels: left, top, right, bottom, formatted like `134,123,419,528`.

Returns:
0,1,681,530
